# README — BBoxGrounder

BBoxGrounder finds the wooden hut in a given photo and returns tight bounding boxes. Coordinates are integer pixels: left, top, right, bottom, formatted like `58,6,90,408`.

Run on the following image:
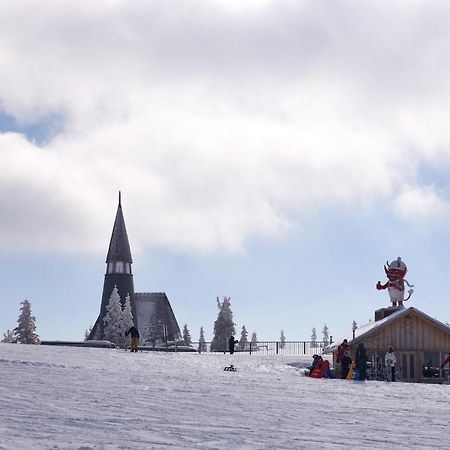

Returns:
327,306,450,383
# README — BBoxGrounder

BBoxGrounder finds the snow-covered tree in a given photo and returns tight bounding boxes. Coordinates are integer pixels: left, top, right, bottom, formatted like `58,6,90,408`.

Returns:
122,294,134,344
198,326,207,353
145,307,164,347
239,325,248,350
352,320,358,331
251,331,258,351
310,327,317,347
13,300,40,344
84,325,93,341
210,296,236,352
322,324,330,346
2,329,15,343
103,286,124,345
280,330,286,349
182,324,192,346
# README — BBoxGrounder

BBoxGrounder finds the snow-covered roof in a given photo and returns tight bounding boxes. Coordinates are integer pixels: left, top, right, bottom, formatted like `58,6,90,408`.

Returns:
325,306,450,353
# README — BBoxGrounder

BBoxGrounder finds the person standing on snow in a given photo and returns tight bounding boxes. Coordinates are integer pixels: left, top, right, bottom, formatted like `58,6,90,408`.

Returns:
336,339,348,378
355,343,368,380
440,352,450,383
385,346,397,381
340,349,352,379
228,336,238,354
125,326,140,352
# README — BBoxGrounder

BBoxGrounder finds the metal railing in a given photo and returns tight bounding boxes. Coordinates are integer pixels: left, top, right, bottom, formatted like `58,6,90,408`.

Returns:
191,341,329,355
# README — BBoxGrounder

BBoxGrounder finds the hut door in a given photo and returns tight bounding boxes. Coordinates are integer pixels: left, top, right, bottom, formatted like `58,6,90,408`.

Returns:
400,352,415,380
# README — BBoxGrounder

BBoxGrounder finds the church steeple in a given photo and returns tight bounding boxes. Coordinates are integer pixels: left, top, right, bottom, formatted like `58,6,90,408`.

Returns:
106,191,133,265
89,193,137,340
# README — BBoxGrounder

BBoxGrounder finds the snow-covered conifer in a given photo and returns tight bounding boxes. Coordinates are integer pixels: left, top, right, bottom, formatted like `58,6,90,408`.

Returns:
251,331,258,351
84,325,93,341
182,324,192,346
2,329,15,343
13,300,40,344
322,324,330,346
352,320,358,331
146,308,164,347
210,296,236,352
103,286,124,344
122,294,134,345
280,330,286,349
239,325,248,350
310,327,317,347
198,326,207,353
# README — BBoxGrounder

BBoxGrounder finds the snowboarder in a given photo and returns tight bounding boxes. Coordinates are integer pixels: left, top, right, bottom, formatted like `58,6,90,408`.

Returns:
228,336,238,354
340,349,352,379
385,346,396,381
125,326,140,352
355,343,368,380
440,351,450,383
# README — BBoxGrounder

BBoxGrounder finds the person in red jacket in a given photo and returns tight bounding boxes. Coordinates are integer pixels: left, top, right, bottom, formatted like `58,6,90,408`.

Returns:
440,352,450,383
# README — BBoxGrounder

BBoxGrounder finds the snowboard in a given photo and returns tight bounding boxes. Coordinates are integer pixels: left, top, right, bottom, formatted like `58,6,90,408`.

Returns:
224,364,237,372
346,361,356,380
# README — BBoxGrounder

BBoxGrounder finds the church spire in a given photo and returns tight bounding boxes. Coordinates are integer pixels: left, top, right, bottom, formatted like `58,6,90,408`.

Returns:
106,192,132,264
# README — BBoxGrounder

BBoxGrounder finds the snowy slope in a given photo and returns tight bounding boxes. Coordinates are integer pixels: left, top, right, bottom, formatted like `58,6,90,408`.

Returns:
0,344,449,449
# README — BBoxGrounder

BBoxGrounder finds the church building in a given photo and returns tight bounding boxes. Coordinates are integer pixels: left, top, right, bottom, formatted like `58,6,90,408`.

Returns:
89,193,182,345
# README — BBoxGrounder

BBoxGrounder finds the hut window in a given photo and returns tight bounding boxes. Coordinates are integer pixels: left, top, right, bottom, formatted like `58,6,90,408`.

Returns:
422,352,440,378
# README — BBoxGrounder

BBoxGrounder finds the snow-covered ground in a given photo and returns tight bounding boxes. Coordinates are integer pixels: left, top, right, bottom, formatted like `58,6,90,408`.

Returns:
0,344,449,449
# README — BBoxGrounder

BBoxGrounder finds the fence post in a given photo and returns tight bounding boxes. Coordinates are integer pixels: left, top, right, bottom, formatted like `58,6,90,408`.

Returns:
276,342,279,355
250,342,252,355
303,341,306,354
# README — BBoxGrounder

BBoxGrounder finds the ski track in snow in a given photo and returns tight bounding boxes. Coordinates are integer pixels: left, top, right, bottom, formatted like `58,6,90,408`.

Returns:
0,344,449,449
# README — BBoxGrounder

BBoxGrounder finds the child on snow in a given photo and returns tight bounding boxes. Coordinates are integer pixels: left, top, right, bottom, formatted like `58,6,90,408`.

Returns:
440,352,450,383
340,350,352,379
385,346,396,381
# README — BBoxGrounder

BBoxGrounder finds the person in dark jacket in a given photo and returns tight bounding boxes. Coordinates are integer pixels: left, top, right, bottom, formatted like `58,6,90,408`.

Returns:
341,349,352,379
125,326,140,352
336,339,348,378
228,336,238,354
355,343,368,380
308,354,322,375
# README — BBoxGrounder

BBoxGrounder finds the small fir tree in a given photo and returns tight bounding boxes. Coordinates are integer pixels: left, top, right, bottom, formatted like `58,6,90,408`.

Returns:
2,329,15,343
210,296,236,352
310,327,317,347
251,331,258,351
145,307,164,347
14,300,40,344
239,325,248,350
182,324,192,346
198,326,207,353
352,319,358,331
84,325,93,341
280,330,286,349
122,294,134,345
103,286,124,344
322,324,330,346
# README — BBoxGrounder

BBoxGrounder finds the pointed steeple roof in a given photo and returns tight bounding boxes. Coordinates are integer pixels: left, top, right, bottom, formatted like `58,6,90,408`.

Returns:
106,192,133,263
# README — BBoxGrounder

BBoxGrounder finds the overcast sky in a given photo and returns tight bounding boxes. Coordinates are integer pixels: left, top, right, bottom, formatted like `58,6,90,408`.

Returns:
1,1,450,342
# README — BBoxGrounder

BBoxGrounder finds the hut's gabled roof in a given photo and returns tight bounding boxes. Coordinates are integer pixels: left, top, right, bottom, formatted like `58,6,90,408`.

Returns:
106,192,133,263
325,307,450,353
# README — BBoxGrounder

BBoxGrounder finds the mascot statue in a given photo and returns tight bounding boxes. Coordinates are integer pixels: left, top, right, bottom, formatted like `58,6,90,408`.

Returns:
376,257,414,307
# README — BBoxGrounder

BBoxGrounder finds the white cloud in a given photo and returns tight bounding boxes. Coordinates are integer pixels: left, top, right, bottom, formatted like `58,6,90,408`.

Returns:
1,1,450,255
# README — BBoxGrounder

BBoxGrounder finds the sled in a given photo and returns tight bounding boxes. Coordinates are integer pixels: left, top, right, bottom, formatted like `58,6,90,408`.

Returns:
224,364,237,372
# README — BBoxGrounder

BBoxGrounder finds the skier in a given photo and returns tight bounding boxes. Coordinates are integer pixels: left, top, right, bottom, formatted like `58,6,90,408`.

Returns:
340,349,352,379
228,335,238,354
125,326,140,352
355,343,368,380
440,351,450,383
385,346,397,381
